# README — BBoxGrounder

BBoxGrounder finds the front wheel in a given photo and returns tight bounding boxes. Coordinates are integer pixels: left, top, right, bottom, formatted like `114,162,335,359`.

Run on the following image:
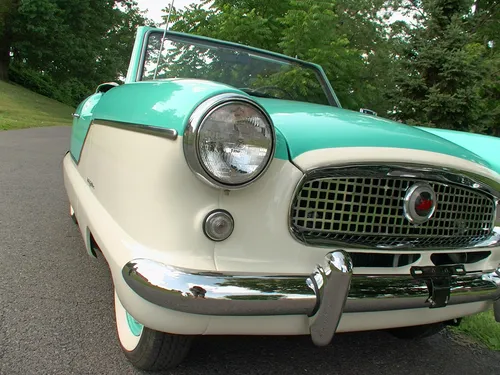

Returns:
114,291,193,371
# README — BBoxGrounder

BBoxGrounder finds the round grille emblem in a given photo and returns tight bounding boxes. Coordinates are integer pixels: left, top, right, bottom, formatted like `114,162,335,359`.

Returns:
403,183,437,225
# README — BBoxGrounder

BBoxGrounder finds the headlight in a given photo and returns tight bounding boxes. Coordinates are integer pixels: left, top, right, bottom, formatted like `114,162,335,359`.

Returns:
184,93,275,189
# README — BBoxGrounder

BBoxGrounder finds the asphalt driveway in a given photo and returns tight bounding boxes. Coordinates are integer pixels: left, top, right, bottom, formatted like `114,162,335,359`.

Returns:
1,126,499,375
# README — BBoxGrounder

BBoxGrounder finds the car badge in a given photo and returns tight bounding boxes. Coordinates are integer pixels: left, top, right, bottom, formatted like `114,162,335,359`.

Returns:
403,182,437,225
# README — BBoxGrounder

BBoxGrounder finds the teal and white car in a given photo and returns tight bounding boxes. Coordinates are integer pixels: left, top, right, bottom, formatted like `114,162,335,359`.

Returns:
63,26,500,371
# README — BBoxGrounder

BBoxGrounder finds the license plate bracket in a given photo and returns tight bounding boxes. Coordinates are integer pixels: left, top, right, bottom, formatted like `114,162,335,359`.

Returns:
410,264,466,308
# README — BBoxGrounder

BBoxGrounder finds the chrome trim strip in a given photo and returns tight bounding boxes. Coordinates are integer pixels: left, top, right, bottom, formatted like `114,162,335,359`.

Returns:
288,164,500,251
183,93,276,190
122,257,500,317
95,119,178,140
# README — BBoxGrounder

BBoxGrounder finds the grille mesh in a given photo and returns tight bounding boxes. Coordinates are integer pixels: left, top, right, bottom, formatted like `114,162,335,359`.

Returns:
290,176,496,249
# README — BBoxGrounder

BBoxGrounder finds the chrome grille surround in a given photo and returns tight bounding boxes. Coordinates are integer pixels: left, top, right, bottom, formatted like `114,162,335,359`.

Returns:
289,164,500,250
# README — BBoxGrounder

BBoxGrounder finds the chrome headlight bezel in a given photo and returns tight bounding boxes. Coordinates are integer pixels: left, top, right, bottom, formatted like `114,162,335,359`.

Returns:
183,93,276,190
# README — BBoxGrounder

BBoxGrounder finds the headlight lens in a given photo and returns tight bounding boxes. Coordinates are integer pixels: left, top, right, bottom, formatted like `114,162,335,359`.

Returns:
184,94,275,189
198,103,273,185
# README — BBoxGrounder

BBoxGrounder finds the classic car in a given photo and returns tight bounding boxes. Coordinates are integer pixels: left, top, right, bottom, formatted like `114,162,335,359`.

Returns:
63,26,500,371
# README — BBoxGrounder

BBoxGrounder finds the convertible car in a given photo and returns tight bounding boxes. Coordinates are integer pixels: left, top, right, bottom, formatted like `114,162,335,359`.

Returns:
63,26,500,371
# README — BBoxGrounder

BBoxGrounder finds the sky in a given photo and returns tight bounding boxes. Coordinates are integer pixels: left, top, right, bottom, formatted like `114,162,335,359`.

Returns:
136,0,200,25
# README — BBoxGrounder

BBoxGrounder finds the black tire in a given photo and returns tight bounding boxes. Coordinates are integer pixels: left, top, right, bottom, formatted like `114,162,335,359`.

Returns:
121,327,193,371
114,291,193,371
387,322,445,340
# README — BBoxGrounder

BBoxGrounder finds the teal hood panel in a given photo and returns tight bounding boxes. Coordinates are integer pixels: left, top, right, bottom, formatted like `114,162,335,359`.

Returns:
417,127,500,174
70,79,289,162
253,98,490,168
90,79,290,160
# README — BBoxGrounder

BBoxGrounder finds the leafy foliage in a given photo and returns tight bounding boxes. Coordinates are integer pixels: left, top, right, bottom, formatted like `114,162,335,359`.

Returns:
386,0,498,134
0,0,153,106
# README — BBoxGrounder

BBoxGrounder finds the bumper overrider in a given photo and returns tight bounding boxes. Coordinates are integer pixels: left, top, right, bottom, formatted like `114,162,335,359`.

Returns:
122,250,500,346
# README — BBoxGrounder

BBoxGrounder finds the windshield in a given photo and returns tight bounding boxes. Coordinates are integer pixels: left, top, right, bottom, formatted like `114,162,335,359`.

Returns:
140,31,334,106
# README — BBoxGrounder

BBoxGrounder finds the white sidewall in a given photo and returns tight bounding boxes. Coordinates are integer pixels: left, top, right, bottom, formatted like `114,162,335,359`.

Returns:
114,291,142,351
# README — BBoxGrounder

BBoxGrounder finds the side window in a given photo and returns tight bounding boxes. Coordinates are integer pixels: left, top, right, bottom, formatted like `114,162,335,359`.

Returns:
141,33,215,82
141,33,163,80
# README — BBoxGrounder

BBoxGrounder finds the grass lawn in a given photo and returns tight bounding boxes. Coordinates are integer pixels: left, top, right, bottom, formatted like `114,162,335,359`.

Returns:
0,80,75,130
451,308,500,351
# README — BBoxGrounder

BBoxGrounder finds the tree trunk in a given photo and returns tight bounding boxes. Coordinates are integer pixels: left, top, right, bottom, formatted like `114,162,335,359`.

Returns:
0,41,10,81
0,0,19,81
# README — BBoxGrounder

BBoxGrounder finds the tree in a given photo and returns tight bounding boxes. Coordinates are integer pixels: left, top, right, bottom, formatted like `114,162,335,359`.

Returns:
0,0,152,105
0,0,19,81
386,0,498,133
469,0,500,135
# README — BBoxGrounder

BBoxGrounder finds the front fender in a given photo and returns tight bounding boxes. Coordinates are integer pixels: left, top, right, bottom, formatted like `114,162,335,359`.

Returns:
70,93,103,162
86,78,290,161
91,79,243,134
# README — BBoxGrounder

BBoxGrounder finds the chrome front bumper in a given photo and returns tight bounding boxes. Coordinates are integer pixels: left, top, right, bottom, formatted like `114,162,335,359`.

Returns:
122,251,500,346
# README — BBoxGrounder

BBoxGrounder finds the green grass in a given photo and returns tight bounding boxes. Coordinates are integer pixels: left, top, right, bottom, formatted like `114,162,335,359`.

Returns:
451,308,500,351
0,80,75,130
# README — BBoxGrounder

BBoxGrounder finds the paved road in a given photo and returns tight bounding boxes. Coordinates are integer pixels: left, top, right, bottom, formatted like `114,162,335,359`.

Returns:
1,126,499,375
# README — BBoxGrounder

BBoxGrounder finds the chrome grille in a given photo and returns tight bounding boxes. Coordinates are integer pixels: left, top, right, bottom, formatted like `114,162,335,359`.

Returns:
290,169,497,249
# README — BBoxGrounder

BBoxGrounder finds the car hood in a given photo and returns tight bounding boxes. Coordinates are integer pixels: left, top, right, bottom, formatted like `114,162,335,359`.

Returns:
253,98,490,169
